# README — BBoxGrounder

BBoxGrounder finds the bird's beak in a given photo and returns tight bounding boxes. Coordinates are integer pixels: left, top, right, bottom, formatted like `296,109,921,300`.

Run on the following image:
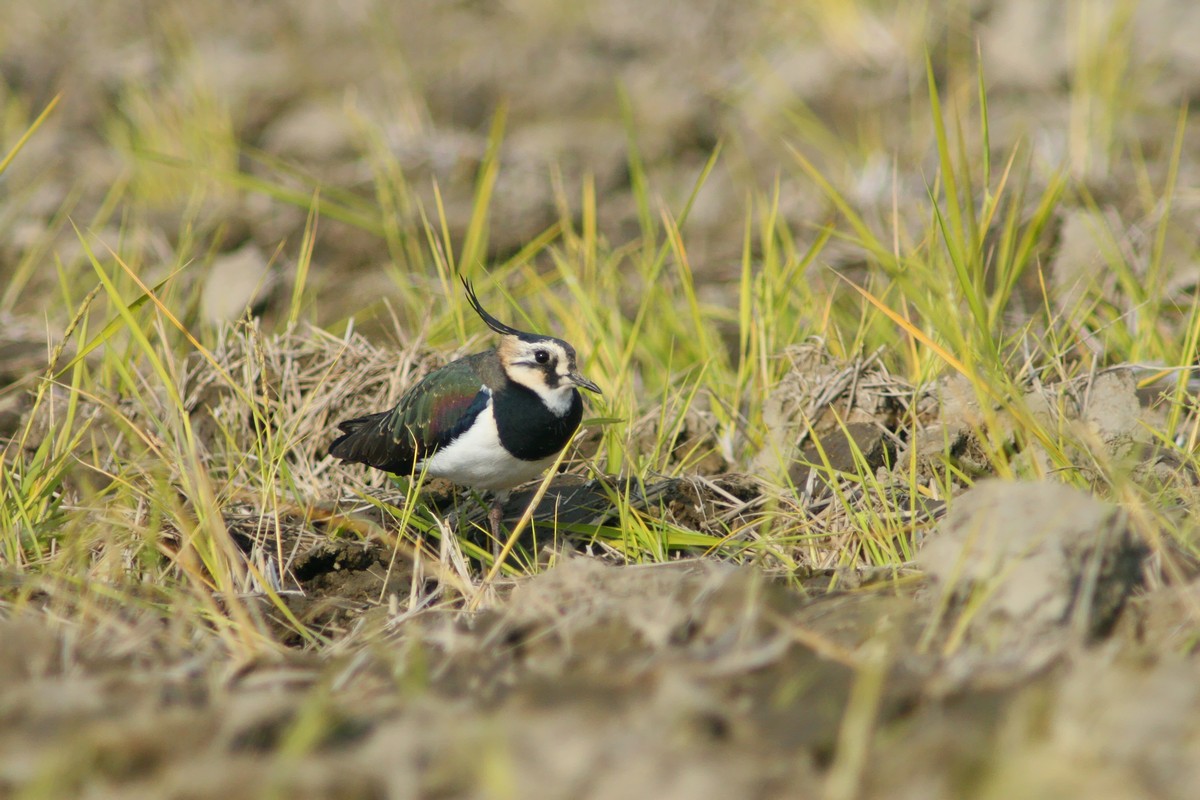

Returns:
569,371,602,394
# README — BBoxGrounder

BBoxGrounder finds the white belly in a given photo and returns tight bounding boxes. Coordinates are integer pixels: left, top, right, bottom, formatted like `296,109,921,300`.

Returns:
420,402,557,490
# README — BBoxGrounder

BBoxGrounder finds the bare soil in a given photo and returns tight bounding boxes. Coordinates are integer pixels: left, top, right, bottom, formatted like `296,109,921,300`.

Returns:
3,545,1198,799
3,324,1198,799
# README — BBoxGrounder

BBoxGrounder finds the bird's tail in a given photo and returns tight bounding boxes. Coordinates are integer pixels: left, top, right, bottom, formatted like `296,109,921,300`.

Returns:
328,411,396,469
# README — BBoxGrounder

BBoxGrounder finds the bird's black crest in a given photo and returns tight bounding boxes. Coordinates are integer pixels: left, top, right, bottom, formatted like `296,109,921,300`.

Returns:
461,277,539,342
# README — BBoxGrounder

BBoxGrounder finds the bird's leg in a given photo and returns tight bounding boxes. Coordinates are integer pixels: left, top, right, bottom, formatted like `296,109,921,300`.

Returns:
488,490,509,561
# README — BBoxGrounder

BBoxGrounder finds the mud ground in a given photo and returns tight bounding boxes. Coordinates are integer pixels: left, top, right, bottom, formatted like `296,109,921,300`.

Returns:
3,526,1198,799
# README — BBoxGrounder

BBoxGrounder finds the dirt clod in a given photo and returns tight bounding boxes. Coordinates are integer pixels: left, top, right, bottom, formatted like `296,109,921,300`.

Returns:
919,479,1146,664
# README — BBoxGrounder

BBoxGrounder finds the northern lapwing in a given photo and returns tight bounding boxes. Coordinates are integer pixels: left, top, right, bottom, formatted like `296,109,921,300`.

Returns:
329,277,601,545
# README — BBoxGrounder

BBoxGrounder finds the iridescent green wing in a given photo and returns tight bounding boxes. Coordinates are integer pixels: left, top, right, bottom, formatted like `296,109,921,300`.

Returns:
389,352,492,457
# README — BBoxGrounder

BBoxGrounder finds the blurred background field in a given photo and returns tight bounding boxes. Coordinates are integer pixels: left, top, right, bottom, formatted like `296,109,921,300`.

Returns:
4,1,1200,798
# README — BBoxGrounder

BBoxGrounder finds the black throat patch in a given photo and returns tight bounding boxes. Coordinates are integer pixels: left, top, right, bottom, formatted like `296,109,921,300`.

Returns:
492,381,583,461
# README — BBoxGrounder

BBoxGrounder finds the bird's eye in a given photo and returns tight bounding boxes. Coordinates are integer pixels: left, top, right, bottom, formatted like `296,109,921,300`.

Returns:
534,349,550,364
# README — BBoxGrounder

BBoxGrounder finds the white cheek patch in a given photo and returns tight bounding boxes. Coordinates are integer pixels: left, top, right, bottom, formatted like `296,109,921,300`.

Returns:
537,385,575,416
505,352,578,417
509,366,575,416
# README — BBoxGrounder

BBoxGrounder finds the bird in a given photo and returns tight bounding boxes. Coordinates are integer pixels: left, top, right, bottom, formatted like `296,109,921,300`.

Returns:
328,277,601,548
